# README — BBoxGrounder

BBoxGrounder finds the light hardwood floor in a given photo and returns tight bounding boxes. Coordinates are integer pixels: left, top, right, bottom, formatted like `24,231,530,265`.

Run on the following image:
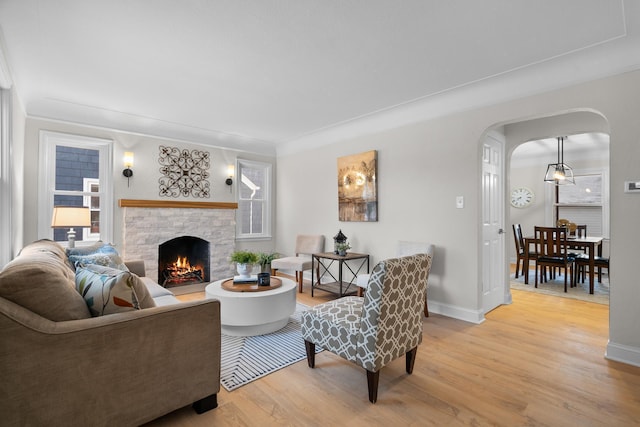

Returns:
145,278,640,426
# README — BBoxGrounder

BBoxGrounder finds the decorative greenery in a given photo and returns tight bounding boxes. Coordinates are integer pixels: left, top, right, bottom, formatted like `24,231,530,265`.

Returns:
230,250,258,265
257,252,279,267
336,242,351,252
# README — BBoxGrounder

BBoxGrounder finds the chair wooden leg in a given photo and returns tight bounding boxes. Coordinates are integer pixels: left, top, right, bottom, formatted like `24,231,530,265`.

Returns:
296,271,303,293
304,340,315,368
515,257,521,278
366,370,379,403
406,346,418,374
424,288,429,317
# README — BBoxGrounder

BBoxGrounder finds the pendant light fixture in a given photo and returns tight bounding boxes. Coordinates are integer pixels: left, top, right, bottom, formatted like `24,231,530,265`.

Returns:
544,136,575,185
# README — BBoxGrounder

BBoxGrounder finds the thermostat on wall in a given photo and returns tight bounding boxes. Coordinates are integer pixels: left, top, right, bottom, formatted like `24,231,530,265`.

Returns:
624,181,640,193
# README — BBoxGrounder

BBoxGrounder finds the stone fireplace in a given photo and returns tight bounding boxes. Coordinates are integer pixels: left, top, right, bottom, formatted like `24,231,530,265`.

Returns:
120,200,237,288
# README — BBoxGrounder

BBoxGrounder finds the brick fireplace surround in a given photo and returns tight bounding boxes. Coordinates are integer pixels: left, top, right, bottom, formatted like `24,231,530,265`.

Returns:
120,200,237,288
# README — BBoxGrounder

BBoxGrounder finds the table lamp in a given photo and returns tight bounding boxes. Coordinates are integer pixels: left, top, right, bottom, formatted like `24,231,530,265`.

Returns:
51,206,91,248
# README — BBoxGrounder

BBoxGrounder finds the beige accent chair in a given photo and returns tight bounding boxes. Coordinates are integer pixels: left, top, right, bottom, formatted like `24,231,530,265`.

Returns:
271,234,325,292
356,240,434,316
301,254,432,403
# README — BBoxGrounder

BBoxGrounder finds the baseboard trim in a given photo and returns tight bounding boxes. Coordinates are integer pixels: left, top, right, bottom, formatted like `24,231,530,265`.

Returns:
428,301,485,324
605,341,640,367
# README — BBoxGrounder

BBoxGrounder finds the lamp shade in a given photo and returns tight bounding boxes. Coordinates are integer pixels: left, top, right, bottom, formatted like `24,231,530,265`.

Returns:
544,163,575,185
51,207,91,228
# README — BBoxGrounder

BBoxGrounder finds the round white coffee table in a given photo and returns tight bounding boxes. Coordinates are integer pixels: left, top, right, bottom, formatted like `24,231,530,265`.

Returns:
205,276,297,336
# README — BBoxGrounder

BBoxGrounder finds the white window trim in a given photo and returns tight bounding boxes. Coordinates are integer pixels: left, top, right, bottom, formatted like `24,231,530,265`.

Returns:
236,159,272,240
82,177,100,241
544,167,610,238
37,131,114,243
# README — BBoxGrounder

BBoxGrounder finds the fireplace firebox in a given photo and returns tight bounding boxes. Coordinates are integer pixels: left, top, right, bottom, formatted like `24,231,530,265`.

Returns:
158,236,210,288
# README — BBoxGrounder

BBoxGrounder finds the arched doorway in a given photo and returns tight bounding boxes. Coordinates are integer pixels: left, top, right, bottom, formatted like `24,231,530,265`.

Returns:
481,110,610,312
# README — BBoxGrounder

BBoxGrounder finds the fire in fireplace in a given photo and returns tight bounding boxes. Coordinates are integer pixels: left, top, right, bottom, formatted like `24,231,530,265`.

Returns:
158,236,210,288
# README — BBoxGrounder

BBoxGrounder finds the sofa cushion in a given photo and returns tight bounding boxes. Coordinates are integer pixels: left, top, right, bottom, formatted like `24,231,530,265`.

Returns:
75,264,155,317
18,239,76,274
0,241,91,321
67,242,128,271
138,277,181,306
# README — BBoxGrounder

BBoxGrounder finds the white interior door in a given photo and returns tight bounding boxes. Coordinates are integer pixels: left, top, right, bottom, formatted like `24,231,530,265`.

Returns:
482,132,506,314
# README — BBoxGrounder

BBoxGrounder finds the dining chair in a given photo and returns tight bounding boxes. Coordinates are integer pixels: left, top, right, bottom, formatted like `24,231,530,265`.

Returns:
271,234,325,292
555,224,588,278
534,226,575,292
512,224,536,280
301,254,432,403
574,255,609,284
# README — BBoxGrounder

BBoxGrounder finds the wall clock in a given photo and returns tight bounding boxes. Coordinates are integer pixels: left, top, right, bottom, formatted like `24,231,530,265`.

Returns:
510,187,534,208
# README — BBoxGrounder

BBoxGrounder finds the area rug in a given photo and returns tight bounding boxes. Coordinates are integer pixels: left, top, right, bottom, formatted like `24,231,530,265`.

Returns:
510,272,609,305
220,303,322,391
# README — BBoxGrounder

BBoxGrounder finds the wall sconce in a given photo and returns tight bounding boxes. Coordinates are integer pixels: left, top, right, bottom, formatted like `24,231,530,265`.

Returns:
123,152,134,187
51,206,91,248
225,164,234,192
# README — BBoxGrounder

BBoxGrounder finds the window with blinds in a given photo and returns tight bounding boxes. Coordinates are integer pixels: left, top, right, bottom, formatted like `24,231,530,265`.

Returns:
556,173,604,236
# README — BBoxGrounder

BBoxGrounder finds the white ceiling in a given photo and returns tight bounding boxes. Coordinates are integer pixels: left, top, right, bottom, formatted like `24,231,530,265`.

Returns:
0,0,639,156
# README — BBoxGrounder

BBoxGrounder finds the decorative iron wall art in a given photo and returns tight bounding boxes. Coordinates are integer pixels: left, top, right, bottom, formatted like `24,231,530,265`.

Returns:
337,150,377,221
158,146,211,198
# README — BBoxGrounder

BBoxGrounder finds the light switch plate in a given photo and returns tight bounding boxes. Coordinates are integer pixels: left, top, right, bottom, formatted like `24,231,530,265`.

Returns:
456,196,464,208
624,181,640,193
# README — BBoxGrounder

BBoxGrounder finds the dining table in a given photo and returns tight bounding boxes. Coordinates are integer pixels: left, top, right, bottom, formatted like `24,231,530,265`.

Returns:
523,235,604,294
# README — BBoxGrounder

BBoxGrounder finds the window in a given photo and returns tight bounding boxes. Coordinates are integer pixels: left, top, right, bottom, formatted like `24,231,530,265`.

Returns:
553,171,609,238
236,159,271,239
38,131,113,245
83,178,101,240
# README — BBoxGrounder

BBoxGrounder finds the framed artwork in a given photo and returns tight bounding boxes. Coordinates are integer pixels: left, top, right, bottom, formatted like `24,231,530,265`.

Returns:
158,146,211,198
337,150,377,222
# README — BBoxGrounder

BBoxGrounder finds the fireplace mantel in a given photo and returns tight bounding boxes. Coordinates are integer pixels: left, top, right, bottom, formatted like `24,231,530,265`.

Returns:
119,199,238,209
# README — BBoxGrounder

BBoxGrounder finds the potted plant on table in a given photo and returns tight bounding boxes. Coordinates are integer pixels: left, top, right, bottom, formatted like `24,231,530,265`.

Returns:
336,242,351,256
230,250,258,278
257,252,279,274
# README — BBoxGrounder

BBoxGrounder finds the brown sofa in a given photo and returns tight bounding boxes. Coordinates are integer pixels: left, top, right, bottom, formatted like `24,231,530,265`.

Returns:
0,240,221,426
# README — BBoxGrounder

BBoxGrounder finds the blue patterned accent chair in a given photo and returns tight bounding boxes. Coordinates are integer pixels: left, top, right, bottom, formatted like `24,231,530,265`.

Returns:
301,253,432,403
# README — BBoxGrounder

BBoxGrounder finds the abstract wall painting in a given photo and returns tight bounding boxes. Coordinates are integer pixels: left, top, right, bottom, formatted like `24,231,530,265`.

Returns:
337,150,377,222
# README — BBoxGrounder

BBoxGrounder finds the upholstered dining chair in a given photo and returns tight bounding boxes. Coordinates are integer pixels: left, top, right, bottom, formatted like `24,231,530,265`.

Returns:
355,241,434,316
534,226,575,292
574,254,609,284
271,234,325,292
301,254,432,403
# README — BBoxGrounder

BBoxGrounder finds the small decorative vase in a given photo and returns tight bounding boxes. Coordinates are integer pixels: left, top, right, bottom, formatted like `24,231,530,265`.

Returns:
257,272,270,286
236,263,253,278
338,249,347,256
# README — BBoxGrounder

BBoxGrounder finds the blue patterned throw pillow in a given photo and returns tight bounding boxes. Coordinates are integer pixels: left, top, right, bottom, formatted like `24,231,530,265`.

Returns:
75,264,155,317
67,242,128,271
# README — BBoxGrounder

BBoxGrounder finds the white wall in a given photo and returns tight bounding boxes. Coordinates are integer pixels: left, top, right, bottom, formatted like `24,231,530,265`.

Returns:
20,118,276,254
275,70,640,366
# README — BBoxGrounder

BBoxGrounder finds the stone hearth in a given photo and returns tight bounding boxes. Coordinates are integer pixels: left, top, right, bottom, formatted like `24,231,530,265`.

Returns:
120,200,237,285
